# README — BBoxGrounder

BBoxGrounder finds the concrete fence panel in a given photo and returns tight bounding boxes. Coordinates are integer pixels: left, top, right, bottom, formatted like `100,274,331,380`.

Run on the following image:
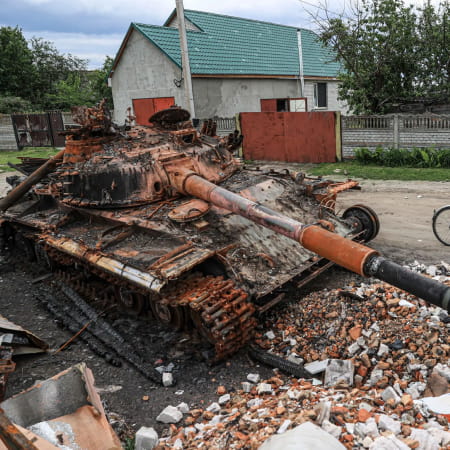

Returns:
342,114,450,158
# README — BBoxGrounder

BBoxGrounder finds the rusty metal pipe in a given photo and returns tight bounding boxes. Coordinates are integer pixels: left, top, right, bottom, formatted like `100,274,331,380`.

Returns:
173,170,450,310
0,148,65,211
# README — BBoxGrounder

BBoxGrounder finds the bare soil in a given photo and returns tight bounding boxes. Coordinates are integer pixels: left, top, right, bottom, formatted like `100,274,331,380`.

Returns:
0,170,449,442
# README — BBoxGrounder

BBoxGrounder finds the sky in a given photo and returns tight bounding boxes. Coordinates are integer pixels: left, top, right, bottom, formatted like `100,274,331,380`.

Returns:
0,0,435,69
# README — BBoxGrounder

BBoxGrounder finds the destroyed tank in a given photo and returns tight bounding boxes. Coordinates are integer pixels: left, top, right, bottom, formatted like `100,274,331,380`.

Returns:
1,102,449,361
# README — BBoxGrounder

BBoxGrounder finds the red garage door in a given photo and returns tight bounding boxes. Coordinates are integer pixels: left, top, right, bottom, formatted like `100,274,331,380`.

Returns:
240,111,338,163
132,97,175,125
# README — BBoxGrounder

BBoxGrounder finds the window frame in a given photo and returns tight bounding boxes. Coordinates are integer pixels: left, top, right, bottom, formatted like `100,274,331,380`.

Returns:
313,82,328,109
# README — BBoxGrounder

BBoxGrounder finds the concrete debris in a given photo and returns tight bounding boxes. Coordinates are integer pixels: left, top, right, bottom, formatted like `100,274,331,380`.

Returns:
410,427,440,450
265,331,276,340
154,276,450,449
162,372,174,387
378,414,401,435
247,373,260,383
381,386,401,405
218,393,231,405
422,393,450,415
135,426,158,450
322,419,342,439
324,359,354,387
176,402,189,414
257,383,273,394
258,422,345,450
156,406,183,424
369,435,410,449
304,359,329,375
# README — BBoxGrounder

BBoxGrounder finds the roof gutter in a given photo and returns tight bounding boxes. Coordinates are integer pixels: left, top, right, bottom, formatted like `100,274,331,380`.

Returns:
297,29,305,97
176,0,196,118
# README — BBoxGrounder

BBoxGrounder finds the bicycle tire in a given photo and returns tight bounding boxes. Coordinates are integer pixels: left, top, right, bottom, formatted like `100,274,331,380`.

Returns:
432,205,450,246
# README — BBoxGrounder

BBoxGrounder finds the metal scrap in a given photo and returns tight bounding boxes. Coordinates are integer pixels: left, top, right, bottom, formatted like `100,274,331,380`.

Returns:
0,363,121,449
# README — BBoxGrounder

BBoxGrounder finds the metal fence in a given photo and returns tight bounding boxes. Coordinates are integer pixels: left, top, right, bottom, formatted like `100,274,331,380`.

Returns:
198,116,236,135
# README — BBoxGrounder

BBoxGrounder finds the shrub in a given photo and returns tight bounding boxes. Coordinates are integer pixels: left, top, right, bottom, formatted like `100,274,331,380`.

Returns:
354,146,450,168
0,96,34,114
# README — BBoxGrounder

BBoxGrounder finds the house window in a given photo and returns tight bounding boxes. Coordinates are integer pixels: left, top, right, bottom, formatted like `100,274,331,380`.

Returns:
276,99,289,112
260,98,307,112
314,83,327,108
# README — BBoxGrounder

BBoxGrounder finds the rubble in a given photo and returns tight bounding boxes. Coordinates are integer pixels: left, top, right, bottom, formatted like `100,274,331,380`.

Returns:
135,427,159,450
259,422,345,449
156,406,183,424
153,274,450,449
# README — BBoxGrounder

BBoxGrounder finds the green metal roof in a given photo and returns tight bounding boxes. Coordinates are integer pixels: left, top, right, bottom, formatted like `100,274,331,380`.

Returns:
130,10,341,78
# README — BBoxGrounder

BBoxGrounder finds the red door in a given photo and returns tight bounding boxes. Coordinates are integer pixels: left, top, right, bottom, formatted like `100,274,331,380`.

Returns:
260,99,277,112
132,97,175,125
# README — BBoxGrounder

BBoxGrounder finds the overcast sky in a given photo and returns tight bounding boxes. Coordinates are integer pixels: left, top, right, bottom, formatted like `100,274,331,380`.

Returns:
0,0,433,69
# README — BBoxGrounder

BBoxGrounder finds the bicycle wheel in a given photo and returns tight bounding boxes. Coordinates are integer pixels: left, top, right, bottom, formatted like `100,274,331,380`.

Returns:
432,205,450,246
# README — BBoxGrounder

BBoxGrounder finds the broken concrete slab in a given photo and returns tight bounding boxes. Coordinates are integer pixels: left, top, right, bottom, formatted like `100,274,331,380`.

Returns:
258,421,345,449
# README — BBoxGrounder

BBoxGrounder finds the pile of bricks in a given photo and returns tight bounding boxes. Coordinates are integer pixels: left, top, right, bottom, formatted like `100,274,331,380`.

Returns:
149,263,450,449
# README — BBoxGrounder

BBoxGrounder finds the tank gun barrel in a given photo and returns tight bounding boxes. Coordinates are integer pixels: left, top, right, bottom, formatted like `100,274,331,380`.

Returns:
0,149,65,212
172,169,450,312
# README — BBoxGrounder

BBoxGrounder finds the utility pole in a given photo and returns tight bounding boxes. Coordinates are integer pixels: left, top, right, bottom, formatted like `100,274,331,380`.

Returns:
175,0,196,118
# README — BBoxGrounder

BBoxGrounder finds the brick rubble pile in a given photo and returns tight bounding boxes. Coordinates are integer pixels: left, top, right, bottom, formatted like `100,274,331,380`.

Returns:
150,262,450,449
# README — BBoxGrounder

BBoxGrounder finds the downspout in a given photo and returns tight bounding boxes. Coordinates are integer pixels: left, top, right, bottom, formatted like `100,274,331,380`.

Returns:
175,0,196,118
297,29,305,98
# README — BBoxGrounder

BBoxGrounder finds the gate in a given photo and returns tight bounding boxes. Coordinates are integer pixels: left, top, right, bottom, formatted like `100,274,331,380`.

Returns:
11,112,65,149
240,112,341,163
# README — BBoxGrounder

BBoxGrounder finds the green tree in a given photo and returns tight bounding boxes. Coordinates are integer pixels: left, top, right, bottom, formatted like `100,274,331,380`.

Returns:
319,0,450,113
415,2,450,98
44,72,97,110
91,56,114,109
0,27,35,101
30,37,87,109
0,26,113,112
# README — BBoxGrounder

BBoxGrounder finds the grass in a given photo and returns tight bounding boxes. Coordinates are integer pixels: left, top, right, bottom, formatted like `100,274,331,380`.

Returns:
308,161,450,182
0,147,59,172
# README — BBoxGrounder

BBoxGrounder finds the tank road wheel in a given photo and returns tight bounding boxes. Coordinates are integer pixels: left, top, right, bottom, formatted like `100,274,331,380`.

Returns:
150,300,187,331
116,287,146,316
432,205,450,246
342,204,380,242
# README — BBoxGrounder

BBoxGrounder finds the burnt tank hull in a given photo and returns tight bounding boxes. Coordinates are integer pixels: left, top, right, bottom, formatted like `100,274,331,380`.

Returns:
0,105,380,359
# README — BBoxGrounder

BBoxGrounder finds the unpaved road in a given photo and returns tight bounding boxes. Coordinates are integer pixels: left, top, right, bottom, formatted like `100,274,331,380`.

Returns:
336,178,450,264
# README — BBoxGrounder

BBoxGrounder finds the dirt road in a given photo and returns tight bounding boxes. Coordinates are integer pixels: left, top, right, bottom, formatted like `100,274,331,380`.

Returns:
336,178,450,264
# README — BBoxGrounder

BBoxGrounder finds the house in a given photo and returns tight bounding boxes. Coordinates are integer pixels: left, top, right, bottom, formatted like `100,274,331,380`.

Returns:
110,9,346,125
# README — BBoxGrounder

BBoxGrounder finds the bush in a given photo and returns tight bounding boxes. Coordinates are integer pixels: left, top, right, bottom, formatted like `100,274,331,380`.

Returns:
354,146,450,168
0,96,33,114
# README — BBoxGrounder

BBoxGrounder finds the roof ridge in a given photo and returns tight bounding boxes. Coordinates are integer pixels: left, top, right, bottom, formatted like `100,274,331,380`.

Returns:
133,21,204,34
183,8,309,31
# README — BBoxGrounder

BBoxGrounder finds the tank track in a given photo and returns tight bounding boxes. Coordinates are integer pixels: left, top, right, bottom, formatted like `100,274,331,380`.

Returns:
42,244,257,361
